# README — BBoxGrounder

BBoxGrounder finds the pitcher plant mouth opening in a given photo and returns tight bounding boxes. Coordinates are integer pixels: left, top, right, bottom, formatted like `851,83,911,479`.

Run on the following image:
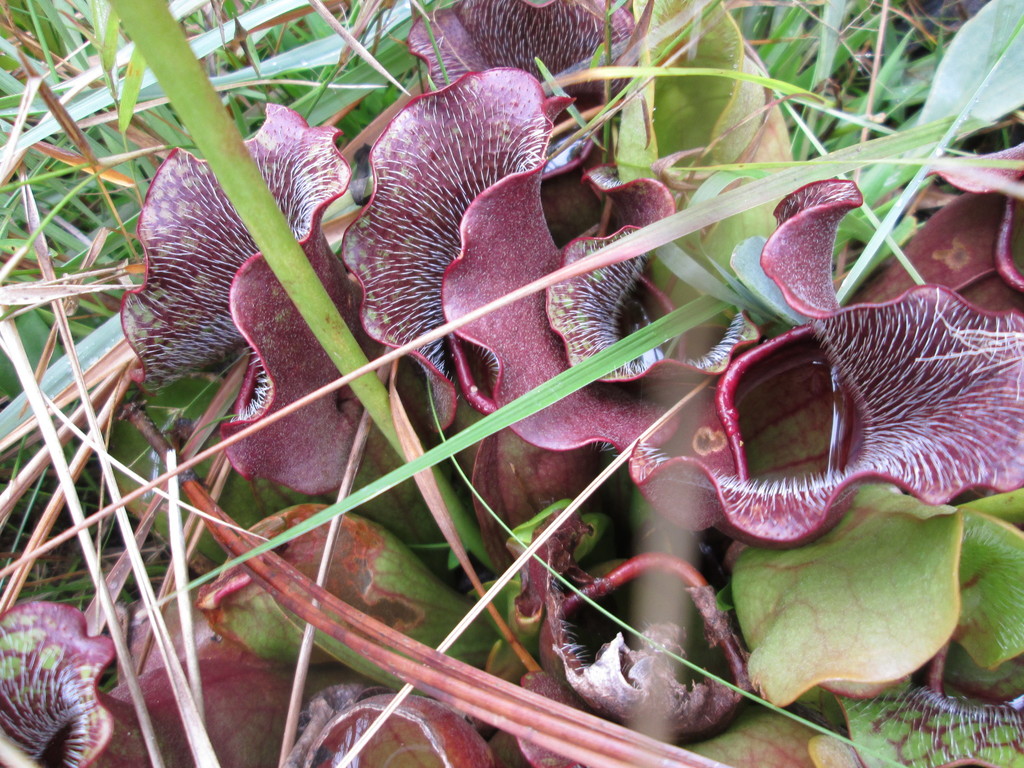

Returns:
547,250,674,382
233,354,273,424
0,603,115,768
727,331,859,481
633,178,1024,547
342,68,565,428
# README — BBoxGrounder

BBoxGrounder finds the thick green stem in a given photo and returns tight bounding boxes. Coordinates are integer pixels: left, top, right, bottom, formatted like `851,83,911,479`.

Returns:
111,0,487,564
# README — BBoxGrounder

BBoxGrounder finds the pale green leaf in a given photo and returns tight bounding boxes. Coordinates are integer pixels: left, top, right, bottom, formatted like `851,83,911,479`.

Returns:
956,511,1024,668
733,486,962,705
117,47,146,135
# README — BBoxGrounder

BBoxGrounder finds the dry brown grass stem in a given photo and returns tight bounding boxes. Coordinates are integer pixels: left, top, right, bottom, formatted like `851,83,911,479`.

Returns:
387,368,540,671
0,372,122,526
22,198,223,764
0,374,127,613
21,58,137,248
0,339,135,454
0,730,42,768
306,0,409,95
166,450,206,722
0,72,42,185
277,407,374,764
332,382,708,766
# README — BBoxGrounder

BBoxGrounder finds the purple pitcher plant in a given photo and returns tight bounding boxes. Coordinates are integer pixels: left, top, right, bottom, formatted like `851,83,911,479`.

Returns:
121,105,378,496
631,178,1024,546
341,66,756,561
121,75,1024,552
0,601,305,768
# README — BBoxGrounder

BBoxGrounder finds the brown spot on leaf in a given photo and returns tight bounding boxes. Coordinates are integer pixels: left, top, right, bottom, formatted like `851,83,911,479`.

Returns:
932,237,972,271
693,427,728,456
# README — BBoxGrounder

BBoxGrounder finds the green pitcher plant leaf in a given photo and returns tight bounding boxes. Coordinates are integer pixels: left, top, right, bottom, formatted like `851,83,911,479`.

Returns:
841,685,1024,768
196,506,497,684
955,510,1024,668
731,485,962,705
690,708,820,768
945,642,1024,702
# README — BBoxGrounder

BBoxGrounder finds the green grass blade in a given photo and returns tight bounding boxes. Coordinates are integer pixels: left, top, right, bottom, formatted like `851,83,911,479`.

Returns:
188,294,728,590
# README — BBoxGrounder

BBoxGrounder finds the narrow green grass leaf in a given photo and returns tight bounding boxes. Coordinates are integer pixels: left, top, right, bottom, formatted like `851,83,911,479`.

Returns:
14,0,384,149
838,12,1024,303
811,0,848,87
579,117,950,280
111,0,395,441
89,0,120,71
107,0,485,566
187,295,727,591
564,65,819,99
117,48,146,135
